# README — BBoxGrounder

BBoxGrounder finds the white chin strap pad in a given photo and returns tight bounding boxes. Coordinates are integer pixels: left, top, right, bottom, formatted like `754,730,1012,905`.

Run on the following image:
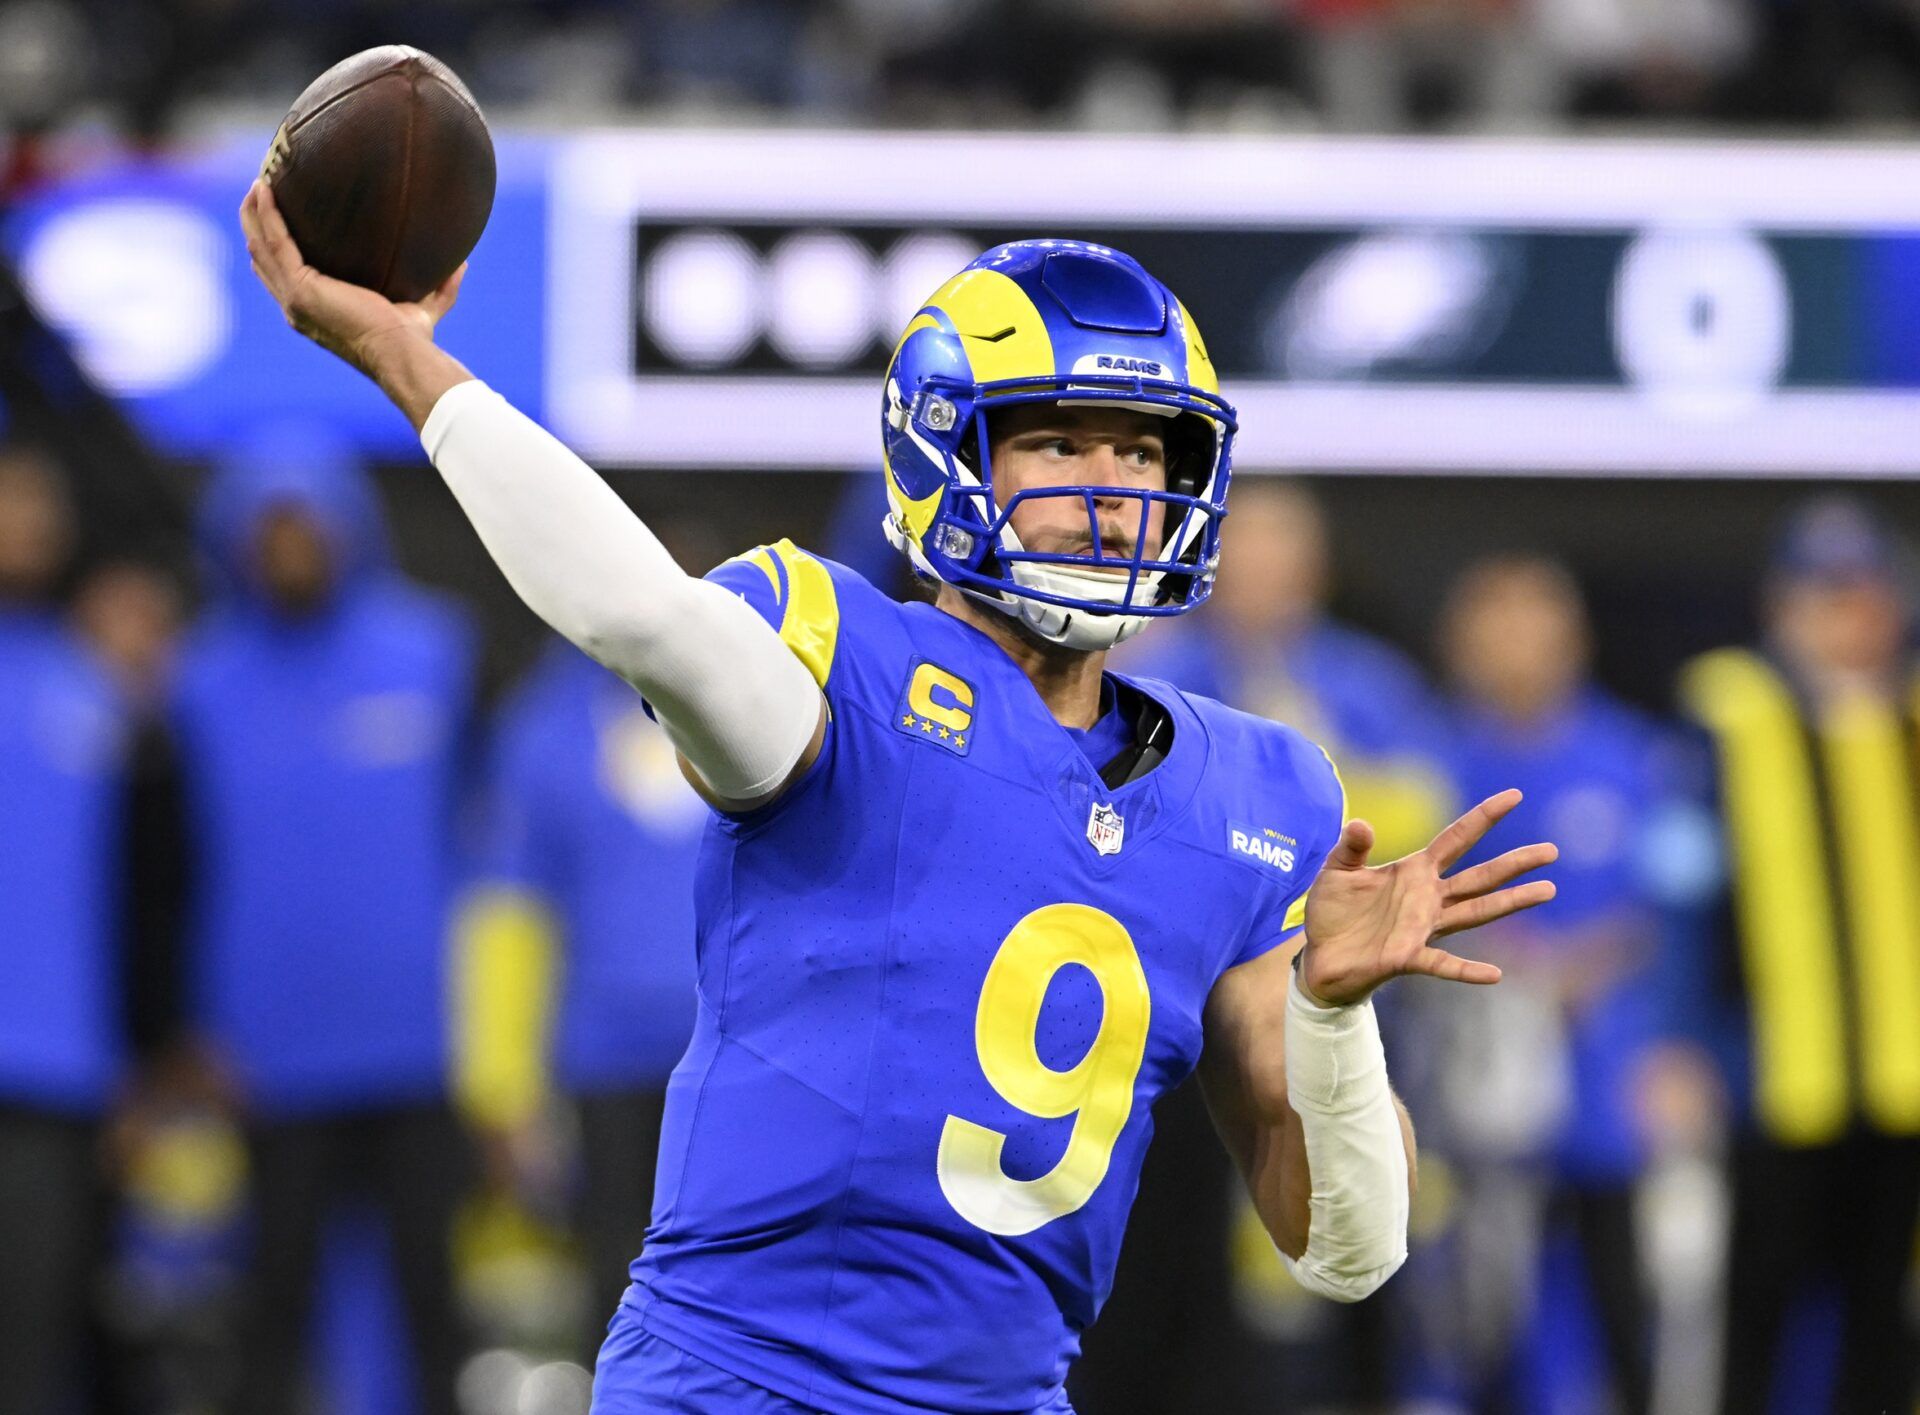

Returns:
993,518,1159,650
1005,563,1153,650
1014,595,1143,652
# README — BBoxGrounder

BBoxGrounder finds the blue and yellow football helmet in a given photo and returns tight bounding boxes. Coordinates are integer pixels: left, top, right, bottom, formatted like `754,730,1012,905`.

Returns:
882,240,1237,651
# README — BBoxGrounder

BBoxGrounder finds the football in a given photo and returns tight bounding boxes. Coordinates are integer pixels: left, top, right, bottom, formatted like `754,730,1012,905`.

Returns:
259,46,495,304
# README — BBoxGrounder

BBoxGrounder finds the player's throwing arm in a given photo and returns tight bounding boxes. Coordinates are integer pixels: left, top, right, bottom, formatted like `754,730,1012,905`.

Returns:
238,180,825,811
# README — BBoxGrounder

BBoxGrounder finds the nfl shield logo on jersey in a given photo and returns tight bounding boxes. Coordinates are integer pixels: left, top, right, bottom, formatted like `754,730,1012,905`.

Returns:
1086,801,1125,856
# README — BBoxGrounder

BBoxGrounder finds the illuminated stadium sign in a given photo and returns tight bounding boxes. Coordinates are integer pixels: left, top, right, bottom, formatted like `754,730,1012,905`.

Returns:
11,130,1920,474
547,131,1920,476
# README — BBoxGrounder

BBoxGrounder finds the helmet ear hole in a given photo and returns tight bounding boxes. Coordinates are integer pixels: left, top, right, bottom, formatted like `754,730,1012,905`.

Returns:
957,420,983,481
1166,413,1214,500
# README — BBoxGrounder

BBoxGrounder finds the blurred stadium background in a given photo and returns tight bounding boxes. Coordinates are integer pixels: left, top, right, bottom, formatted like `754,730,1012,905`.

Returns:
3,1,1920,1413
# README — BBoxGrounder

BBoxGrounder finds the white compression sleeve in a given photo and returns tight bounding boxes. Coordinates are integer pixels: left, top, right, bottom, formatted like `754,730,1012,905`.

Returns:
1282,969,1411,1303
421,380,823,803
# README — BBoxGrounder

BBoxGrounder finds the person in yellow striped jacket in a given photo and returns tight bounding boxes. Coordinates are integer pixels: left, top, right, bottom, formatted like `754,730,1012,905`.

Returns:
1678,497,1920,1415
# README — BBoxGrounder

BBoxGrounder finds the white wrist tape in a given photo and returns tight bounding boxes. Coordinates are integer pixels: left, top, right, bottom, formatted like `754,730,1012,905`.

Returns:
1282,968,1410,1303
422,381,822,802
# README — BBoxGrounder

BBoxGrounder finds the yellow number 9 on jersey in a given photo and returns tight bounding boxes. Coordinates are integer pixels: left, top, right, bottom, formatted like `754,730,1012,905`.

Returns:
938,903,1151,1236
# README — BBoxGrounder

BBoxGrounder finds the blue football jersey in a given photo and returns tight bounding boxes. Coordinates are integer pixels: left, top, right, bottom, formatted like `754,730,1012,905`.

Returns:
621,541,1346,1415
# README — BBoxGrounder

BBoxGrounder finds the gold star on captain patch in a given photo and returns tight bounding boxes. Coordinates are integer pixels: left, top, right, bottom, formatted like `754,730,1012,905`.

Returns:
919,718,934,733
954,734,967,749
938,725,951,739
901,713,916,727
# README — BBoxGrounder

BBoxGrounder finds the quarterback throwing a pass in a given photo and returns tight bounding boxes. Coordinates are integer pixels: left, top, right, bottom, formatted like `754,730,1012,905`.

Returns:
242,182,1554,1415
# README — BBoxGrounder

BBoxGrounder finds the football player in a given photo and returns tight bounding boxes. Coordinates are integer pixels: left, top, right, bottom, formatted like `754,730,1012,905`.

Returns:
242,182,1555,1415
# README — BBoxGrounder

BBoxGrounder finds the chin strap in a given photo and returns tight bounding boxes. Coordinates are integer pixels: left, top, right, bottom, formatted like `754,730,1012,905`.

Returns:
884,508,1162,653
997,511,1159,650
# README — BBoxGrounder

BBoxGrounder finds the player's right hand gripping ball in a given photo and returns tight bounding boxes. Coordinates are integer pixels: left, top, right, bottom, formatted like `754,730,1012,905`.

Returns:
260,45,495,303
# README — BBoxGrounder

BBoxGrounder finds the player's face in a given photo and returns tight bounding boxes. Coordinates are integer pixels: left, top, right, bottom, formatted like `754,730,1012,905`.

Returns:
1444,562,1590,720
1212,483,1328,638
0,452,74,600
987,404,1169,570
1770,575,1908,681
253,504,337,613
74,564,183,696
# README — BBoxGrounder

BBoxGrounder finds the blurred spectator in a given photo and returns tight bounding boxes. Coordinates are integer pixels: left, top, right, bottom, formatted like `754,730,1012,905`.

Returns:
0,442,130,1411
73,558,242,1415
75,560,187,707
458,635,705,1363
1729,0,1920,125
1534,0,1749,121
1292,0,1559,131
4,0,1920,151
1048,0,1301,130
1678,497,1920,1415
624,0,847,113
168,429,477,1415
1425,554,1674,1415
73,560,201,1122
1137,479,1452,862
835,0,990,120
1105,479,1452,1413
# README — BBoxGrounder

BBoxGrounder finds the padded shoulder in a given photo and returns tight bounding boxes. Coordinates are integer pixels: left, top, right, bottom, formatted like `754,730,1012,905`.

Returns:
1177,684,1347,832
707,539,914,698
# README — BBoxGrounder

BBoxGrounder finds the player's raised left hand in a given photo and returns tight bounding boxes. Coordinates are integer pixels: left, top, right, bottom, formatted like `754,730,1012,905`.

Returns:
1299,788,1556,1007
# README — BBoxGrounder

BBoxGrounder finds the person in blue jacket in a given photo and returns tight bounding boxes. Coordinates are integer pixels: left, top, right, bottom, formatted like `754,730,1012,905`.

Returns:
461,637,706,1361
169,427,477,1415
1431,554,1675,1415
1132,479,1453,864
0,442,132,1411
1097,478,1458,1414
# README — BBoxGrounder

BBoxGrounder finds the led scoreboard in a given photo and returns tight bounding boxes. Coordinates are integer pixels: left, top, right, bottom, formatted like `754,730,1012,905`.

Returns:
548,131,1920,476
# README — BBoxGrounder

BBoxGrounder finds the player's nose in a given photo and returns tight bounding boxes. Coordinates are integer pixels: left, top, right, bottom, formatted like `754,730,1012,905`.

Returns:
1083,443,1124,482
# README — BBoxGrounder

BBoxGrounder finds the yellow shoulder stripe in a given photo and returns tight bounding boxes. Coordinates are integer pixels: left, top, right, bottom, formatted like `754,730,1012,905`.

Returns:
1321,745,1349,827
739,546,781,600
767,539,839,690
720,540,841,690
1280,746,1348,935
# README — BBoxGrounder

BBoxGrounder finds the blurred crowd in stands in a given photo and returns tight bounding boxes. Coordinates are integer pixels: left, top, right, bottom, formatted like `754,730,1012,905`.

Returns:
4,0,1920,187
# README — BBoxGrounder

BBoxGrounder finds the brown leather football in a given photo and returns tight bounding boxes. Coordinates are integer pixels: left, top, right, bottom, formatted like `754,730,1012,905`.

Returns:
260,46,495,304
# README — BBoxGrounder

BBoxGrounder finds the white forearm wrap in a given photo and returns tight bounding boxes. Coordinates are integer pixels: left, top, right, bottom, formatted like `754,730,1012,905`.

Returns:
421,381,822,801
1282,969,1410,1303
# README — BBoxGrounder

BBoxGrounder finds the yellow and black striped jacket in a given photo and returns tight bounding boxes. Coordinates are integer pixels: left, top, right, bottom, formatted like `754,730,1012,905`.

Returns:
1681,648,1920,1147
